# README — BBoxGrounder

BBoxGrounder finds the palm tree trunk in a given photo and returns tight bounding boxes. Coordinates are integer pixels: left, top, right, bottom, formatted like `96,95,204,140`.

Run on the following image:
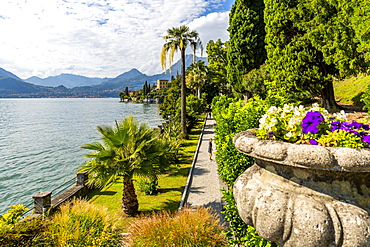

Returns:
122,176,139,216
180,48,188,137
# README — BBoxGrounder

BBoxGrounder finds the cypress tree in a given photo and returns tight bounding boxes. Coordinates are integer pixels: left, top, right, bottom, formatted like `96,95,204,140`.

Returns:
227,0,266,100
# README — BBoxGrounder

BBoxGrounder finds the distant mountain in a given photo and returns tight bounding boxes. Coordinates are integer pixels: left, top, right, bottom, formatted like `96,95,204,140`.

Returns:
107,68,143,83
97,54,207,91
0,68,21,81
25,73,111,88
0,55,207,98
0,76,51,97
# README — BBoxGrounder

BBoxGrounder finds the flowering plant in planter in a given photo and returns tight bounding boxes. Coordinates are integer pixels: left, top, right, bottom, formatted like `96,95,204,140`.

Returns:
256,103,370,148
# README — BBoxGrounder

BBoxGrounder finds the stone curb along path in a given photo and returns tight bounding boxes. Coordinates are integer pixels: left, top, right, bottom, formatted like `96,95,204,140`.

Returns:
181,116,227,223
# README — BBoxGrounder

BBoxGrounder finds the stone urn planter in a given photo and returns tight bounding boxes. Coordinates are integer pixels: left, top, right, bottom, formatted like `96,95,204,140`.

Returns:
233,130,370,247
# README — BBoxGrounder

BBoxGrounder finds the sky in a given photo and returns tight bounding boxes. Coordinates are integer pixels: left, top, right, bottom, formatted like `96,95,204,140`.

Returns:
0,0,233,79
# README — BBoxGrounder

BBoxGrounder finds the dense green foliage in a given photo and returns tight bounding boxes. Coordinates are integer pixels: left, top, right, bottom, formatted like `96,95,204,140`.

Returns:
361,84,370,114
352,0,370,62
0,218,48,246
186,94,207,131
227,0,266,97
264,0,367,109
212,95,280,246
0,200,119,246
240,64,269,99
186,60,209,98
137,178,159,195
0,204,27,228
159,76,207,133
206,39,229,98
159,76,181,120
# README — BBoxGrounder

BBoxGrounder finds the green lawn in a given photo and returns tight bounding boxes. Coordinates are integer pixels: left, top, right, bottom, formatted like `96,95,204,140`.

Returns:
334,74,370,105
85,120,204,230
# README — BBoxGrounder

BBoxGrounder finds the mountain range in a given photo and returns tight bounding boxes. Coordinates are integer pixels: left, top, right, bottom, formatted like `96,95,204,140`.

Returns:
0,55,206,98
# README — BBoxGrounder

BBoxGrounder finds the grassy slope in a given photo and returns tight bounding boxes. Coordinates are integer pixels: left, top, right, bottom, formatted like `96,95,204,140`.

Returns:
85,120,203,230
334,74,370,105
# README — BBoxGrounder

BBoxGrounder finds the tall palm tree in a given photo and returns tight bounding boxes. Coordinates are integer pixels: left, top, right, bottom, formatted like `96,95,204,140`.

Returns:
79,115,173,216
186,60,209,98
160,25,203,137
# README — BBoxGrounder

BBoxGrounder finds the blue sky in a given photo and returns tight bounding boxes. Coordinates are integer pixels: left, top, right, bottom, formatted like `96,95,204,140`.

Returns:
0,0,234,79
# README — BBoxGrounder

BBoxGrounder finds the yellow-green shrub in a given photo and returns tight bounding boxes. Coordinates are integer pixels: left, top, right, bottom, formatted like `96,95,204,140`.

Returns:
128,206,227,247
44,199,120,247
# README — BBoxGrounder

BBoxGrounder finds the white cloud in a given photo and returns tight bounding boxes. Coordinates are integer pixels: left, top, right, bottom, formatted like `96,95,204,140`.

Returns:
0,0,230,79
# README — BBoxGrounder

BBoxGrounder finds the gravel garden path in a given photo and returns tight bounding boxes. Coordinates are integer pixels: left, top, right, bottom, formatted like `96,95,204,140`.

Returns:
185,117,227,223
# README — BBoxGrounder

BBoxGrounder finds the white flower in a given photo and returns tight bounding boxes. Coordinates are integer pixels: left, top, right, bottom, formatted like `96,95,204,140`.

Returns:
283,104,294,113
285,132,293,138
267,106,278,114
333,110,348,121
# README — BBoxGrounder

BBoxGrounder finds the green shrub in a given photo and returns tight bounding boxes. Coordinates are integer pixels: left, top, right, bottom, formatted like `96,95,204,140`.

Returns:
0,219,48,247
361,84,370,114
212,95,281,246
0,204,27,228
42,199,120,246
212,95,268,188
137,178,159,195
128,206,227,246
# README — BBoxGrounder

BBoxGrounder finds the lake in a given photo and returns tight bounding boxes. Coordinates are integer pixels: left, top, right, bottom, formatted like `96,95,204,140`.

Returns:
0,98,163,214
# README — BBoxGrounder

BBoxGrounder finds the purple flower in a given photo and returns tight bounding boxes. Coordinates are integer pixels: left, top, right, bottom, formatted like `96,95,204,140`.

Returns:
300,111,324,134
309,139,318,145
361,135,370,144
350,130,361,137
330,121,342,131
350,122,363,129
363,124,370,131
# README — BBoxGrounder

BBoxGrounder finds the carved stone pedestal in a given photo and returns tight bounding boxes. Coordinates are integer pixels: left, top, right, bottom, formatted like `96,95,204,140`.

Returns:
233,130,370,247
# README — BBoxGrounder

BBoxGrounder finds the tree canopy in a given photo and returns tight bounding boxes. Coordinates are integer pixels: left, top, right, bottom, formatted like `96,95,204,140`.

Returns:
227,0,266,97
206,39,229,97
264,0,367,109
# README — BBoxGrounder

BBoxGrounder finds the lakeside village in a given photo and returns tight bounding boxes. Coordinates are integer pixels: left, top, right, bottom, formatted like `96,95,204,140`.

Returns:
118,79,170,103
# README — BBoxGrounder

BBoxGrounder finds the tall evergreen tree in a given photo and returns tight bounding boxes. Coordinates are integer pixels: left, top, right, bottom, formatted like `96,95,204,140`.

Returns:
227,0,266,100
125,86,129,96
264,0,367,109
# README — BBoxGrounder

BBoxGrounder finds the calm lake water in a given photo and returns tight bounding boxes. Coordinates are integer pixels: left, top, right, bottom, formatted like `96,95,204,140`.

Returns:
0,98,163,214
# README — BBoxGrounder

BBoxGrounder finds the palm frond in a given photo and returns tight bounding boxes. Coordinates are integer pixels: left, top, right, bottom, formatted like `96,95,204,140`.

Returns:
80,142,105,151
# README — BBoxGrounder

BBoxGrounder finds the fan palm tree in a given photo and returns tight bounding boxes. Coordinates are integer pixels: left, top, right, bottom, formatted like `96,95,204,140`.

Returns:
186,61,209,98
79,115,173,216
161,25,203,137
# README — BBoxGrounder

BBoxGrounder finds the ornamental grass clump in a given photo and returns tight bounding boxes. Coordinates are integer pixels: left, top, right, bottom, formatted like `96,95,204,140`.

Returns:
256,103,370,148
44,199,120,247
128,206,227,247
